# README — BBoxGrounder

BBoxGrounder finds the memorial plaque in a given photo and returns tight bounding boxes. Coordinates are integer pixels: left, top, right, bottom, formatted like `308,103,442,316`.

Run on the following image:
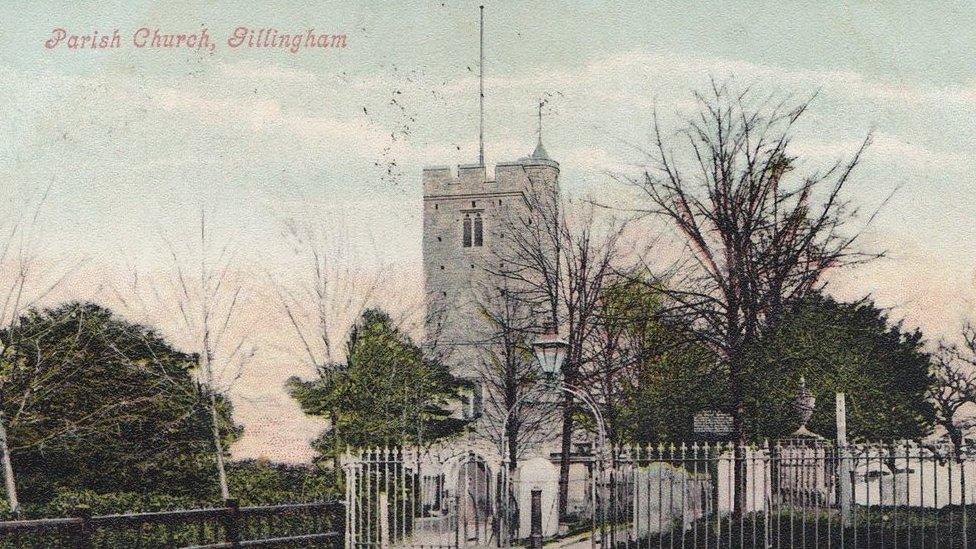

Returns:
693,410,733,437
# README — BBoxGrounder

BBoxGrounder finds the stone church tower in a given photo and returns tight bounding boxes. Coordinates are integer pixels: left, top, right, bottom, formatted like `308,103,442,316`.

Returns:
422,141,558,417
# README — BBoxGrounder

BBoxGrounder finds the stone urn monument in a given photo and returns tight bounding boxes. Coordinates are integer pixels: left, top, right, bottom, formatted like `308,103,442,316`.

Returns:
784,376,828,501
791,376,821,438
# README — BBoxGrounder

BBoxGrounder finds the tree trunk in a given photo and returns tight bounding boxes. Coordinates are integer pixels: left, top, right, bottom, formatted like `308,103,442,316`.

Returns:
961,454,969,549
208,390,230,500
557,395,574,523
0,414,19,516
507,420,518,472
201,306,230,501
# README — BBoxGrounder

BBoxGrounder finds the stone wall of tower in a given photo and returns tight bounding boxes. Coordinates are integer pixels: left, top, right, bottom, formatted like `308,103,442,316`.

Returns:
422,157,559,382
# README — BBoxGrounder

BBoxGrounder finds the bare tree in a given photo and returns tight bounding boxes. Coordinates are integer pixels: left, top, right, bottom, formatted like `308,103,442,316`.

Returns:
930,325,976,456
926,324,976,548
634,82,877,441
473,280,556,471
114,210,253,501
273,217,380,476
631,81,878,513
0,185,80,515
488,179,629,520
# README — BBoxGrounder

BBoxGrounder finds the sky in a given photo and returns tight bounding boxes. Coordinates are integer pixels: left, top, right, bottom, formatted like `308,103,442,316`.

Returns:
1,1,975,462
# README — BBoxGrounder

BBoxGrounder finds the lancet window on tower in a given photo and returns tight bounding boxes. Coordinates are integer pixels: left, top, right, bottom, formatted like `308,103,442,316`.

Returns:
462,212,484,248
473,213,483,246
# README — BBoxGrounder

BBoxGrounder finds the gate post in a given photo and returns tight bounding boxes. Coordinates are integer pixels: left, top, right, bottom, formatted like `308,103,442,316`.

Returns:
72,504,93,549
836,393,852,528
344,459,353,549
529,488,543,549
223,498,241,548
379,491,390,548
454,493,461,548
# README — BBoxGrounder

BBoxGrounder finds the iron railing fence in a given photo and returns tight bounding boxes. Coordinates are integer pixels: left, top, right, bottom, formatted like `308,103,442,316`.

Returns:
0,499,343,548
592,440,976,549
343,441,976,548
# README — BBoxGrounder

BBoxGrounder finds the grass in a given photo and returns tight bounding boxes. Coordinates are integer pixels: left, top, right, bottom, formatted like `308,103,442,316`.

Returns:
555,507,976,548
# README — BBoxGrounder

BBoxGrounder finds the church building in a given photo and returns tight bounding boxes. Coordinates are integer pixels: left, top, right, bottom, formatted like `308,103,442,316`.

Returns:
422,140,559,418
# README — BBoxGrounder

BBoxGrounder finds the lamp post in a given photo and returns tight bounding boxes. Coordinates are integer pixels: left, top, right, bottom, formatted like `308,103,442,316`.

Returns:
499,332,572,469
530,332,608,549
529,332,607,457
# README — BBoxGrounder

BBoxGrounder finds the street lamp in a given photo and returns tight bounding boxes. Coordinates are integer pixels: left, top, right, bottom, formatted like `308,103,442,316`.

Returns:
501,334,568,467
529,332,609,549
531,332,568,377
500,334,567,466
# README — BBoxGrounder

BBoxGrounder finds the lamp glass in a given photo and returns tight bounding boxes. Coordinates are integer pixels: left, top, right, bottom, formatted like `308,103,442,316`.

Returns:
532,335,568,375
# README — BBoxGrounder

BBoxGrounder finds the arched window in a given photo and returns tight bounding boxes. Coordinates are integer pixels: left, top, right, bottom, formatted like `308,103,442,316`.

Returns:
473,213,483,246
462,214,472,247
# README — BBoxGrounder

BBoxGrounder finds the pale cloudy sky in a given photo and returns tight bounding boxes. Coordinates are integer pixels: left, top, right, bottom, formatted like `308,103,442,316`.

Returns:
1,1,975,462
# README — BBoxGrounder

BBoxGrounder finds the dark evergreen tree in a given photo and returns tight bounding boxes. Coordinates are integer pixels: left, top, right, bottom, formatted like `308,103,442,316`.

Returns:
609,287,934,444
0,302,240,509
742,292,934,441
288,308,466,462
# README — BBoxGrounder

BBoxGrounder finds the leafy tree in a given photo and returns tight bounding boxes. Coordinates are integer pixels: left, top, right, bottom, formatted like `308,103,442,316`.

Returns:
288,309,466,462
742,293,934,441
604,285,933,445
615,336,723,444
591,277,723,444
0,302,240,509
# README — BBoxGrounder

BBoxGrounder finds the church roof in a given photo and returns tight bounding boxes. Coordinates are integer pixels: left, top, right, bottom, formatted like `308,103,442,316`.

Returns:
531,140,550,160
509,138,558,168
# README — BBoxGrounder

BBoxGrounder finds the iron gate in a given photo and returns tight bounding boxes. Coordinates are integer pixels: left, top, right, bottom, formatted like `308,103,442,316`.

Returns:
344,447,507,548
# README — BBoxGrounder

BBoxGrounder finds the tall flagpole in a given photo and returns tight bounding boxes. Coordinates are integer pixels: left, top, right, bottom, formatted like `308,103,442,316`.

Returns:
538,98,544,147
479,5,485,166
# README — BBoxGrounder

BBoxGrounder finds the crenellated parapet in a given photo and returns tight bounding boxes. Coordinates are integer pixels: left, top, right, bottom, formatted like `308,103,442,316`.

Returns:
423,156,559,199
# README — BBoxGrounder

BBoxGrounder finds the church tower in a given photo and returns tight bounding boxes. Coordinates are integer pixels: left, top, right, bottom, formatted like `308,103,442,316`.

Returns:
422,6,561,420
422,144,559,407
